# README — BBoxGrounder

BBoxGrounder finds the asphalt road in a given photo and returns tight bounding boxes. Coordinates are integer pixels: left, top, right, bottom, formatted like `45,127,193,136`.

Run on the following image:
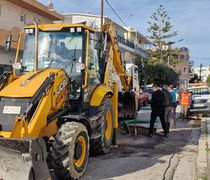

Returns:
81,106,201,180
51,106,201,180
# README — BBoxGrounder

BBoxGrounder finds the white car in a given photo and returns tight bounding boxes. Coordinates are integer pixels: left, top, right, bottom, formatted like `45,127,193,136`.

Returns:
188,86,210,115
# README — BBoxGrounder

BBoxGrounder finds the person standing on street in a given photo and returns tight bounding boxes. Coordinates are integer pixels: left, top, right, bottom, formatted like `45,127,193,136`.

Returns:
149,84,168,137
168,85,177,115
180,88,191,121
162,85,174,132
168,85,177,128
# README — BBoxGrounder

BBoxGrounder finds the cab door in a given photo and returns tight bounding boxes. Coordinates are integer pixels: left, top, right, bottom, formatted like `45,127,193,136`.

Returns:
83,32,101,103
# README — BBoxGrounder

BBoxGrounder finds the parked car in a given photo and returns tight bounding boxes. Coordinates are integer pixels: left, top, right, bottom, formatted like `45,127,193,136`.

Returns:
188,85,210,115
143,87,153,103
138,89,149,107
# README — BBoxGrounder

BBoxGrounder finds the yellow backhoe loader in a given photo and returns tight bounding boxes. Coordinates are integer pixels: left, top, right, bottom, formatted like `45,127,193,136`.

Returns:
0,22,139,180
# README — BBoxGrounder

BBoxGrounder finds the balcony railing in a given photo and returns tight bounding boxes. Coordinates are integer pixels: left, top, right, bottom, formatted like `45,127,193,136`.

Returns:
116,35,135,49
116,34,149,59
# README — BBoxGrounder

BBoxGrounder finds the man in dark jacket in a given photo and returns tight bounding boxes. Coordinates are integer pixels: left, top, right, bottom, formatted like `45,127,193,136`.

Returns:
149,84,168,137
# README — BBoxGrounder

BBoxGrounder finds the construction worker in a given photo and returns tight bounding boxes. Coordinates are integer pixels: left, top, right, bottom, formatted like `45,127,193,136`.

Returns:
149,84,168,137
180,88,191,121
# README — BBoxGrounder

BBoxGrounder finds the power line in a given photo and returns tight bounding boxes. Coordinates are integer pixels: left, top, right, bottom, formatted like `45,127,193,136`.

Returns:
80,0,98,13
104,0,129,27
191,57,210,60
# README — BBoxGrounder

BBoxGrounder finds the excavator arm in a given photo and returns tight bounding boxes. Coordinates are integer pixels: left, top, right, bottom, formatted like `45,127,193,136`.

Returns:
104,22,131,92
104,22,139,119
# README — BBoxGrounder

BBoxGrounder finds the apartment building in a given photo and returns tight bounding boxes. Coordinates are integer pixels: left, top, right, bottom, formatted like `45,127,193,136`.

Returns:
0,0,63,74
57,13,150,64
173,47,193,89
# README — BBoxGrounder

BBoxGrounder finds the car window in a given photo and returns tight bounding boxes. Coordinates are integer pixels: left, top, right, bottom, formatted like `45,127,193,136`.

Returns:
188,87,210,95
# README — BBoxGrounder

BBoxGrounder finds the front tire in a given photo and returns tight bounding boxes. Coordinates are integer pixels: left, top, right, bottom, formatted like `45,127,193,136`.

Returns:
51,122,89,180
90,98,114,155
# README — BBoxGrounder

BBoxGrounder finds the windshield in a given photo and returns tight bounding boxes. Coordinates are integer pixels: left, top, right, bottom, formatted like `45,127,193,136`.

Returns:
188,87,210,95
22,30,84,99
22,31,83,77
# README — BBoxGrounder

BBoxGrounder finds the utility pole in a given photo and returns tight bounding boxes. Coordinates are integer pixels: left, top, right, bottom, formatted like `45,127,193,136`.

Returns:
100,0,104,31
200,63,203,81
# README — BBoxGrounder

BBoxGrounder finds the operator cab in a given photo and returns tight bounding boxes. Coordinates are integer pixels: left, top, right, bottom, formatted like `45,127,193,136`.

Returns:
10,24,104,111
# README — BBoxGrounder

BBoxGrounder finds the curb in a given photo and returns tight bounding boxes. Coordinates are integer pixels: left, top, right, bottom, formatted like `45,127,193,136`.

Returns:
197,118,208,178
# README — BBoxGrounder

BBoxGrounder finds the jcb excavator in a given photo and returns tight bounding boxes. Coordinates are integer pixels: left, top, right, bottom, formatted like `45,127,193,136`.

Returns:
0,22,138,180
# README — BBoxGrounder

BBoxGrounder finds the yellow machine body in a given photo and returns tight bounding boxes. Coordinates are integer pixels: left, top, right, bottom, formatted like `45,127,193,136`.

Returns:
0,22,138,180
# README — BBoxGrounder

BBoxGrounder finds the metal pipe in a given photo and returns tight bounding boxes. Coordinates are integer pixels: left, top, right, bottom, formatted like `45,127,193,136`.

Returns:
100,0,104,31
33,21,39,71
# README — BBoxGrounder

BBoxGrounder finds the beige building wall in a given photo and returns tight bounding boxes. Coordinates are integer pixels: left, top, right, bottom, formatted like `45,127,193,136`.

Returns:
0,0,52,31
174,47,191,89
0,0,62,69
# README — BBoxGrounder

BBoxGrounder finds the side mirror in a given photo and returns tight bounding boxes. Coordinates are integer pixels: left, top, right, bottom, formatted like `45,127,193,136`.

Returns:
12,62,22,75
5,35,12,51
76,63,85,71
93,32,103,50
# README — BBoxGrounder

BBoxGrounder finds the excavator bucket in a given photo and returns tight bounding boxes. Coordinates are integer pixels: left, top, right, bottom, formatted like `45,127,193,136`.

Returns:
0,138,51,180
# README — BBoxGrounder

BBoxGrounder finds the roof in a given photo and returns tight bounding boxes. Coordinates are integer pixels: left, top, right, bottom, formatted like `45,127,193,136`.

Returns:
125,27,151,44
63,13,150,43
63,13,128,31
25,23,96,32
7,0,63,21
64,13,105,19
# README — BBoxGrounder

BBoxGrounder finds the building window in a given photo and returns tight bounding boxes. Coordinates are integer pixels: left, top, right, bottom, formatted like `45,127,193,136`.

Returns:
20,14,26,24
179,55,185,61
183,67,187,74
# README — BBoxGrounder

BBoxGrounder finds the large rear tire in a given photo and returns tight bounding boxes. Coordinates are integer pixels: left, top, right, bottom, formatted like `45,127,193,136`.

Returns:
51,122,89,180
90,98,114,155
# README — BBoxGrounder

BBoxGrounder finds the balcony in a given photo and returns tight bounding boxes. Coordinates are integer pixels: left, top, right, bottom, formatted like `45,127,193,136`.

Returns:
116,35,135,49
189,60,194,66
135,45,149,59
116,34,149,59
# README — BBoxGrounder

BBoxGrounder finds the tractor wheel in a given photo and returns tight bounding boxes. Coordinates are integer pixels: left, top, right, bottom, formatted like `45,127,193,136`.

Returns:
51,122,89,180
91,98,114,155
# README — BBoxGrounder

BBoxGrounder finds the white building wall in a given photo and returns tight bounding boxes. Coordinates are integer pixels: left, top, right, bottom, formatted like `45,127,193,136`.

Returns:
0,49,15,65
193,66,210,82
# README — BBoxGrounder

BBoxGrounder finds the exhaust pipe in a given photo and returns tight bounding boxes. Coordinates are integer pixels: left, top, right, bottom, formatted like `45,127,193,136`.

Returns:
33,21,39,72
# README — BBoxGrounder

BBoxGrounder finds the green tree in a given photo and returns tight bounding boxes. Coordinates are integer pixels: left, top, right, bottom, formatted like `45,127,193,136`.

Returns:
189,73,200,83
207,74,210,86
146,63,178,85
147,5,178,64
134,58,179,86
134,57,147,87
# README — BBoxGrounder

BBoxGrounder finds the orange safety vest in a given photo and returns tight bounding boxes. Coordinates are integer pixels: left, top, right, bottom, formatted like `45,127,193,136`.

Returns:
181,92,191,106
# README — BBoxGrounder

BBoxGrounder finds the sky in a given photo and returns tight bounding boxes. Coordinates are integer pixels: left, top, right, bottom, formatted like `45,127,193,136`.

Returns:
39,0,210,67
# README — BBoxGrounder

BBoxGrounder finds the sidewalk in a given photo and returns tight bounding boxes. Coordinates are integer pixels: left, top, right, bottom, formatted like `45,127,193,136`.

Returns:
197,117,210,179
